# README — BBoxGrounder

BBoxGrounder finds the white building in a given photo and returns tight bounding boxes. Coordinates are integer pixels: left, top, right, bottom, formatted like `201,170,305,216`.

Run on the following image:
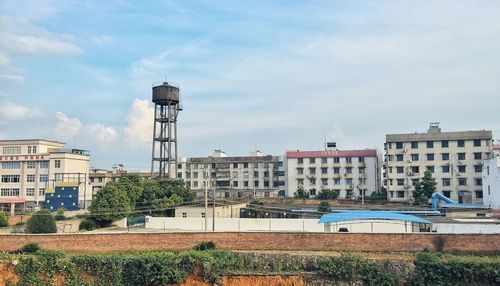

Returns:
385,123,493,203
483,156,500,209
181,150,285,199
494,144,500,156
0,139,90,215
284,143,381,198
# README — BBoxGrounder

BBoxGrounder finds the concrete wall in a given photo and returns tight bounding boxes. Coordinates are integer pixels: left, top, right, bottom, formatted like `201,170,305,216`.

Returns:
325,220,415,233
174,203,246,218
0,233,499,253
146,217,324,232
483,157,500,209
434,223,500,234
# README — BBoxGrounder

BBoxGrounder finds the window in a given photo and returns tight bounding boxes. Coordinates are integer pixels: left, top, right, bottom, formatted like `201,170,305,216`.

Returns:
333,157,340,163
457,140,465,147
193,172,199,179
457,153,466,160
309,178,316,185
2,146,21,154
474,152,482,160
345,167,352,174
442,178,451,186
441,140,449,148
346,178,353,185
39,161,49,168
396,142,403,149
244,181,249,187
458,165,466,173
358,157,365,163
411,154,419,161
1,162,21,169
39,174,48,182
263,171,269,177
411,141,418,149
411,166,420,173
27,161,36,169
458,178,467,186
396,167,404,173
1,175,20,183
297,168,304,175
442,166,450,173
321,167,328,174
193,181,198,188
38,188,45,196
397,191,405,198
333,179,340,185
26,188,35,196
233,181,238,187
264,181,269,187
474,165,482,173
321,158,327,164
28,146,32,154
254,180,259,187
182,212,187,218
333,167,340,174
32,146,37,154
427,166,435,173
243,163,249,168
263,162,270,168
253,171,259,177
233,163,238,168
321,179,328,185
443,191,451,198
309,168,316,174
426,154,434,161
426,141,434,148
474,139,481,147
397,179,404,186
310,158,315,163
346,157,352,163
26,174,35,182
442,153,449,160
475,178,482,186
396,154,404,161
1,188,20,196
297,179,304,185
475,191,483,198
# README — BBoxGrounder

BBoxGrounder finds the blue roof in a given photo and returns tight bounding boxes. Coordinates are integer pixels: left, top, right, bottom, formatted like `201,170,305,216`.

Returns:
319,211,433,224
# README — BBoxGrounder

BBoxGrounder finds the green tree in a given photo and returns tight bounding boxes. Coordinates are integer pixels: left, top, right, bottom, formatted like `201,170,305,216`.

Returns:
151,194,183,216
250,198,264,206
140,179,194,205
54,207,66,221
26,209,57,233
89,184,132,226
294,185,310,199
316,189,339,200
317,201,332,213
412,170,437,206
0,212,8,228
116,174,144,208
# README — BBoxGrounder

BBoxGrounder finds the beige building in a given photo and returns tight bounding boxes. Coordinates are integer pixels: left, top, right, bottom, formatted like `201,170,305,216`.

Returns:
0,139,90,215
89,165,154,195
385,124,493,203
172,202,246,218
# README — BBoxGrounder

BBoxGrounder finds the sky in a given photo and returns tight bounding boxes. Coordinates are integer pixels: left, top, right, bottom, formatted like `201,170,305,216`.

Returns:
1,0,499,171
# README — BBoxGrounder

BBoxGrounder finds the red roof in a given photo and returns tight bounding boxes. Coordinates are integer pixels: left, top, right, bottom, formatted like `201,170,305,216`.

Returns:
0,198,26,203
494,144,500,150
286,149,377,158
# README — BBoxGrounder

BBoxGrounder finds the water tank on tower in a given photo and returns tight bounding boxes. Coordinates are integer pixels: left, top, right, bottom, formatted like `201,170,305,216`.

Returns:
150,81,182,178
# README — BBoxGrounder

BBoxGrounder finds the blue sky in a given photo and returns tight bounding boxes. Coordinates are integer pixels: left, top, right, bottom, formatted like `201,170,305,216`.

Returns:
1,0,500,170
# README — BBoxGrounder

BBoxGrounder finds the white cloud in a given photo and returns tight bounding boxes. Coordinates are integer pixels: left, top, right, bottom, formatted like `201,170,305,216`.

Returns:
124,99,154,147
92,36,114,46
54,112,82,140
85,124,118,144
1,34,82,56
0,101,42,121
0,74,25,84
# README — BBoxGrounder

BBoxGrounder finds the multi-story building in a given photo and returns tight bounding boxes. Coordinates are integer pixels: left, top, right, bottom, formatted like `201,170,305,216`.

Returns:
181,150,285,199
385,123,492,203
482,155,500,209
284,143,381,198
493,144,500,156
89,164,154,195
0,139,90,215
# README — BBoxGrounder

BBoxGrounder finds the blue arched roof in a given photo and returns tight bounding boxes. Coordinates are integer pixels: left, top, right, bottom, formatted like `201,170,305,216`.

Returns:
319,211,433,224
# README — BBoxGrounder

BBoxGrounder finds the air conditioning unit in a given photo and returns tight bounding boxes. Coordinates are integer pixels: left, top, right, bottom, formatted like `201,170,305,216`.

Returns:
407,159,412,163
407,172,414,176
457,173,463,177
458,160,463,164
403,148,408,153
349,184,354,189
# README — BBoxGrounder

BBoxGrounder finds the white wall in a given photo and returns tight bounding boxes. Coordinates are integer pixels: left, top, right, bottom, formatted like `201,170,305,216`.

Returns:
434,223,500,234
483,157,500,209
145,217,325,232
324,220,414,233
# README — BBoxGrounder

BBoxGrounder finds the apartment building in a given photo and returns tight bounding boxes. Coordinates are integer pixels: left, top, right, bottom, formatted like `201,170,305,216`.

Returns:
89,164,154,195
482,155,500,209
385,123,492,203
284,143,381,198
0,139,90,215
181,150,285,199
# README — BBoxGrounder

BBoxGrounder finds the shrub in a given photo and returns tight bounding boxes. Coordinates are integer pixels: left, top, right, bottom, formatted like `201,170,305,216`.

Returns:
193,241,216,251
316,189,339,200
19,242,40,253
317,201,332,213
54,207,67,221
79,218,98,231
26,209,57,234
0,212,8,227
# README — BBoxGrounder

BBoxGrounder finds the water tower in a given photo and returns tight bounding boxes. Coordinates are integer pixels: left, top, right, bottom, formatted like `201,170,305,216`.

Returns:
150,82,182,178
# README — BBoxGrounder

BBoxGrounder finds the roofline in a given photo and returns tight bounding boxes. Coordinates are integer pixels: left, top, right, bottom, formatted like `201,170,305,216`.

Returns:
0,139,65,145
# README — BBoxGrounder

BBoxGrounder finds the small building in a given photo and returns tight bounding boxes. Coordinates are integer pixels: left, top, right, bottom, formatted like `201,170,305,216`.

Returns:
319,211,433,233
483,156,500,209
172,202,247,218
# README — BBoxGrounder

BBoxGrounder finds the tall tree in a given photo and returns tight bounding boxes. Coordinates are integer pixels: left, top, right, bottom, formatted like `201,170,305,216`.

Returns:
412,170,437,206
90,184,132,226
116,174,144,208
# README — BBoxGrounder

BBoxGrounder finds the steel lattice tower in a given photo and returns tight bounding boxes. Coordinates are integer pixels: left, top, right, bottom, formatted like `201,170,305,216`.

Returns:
150,82,182,178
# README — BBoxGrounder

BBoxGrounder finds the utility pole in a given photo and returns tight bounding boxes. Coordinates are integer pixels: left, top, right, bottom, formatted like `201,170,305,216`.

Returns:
203,167,209,232
212,162,216,232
